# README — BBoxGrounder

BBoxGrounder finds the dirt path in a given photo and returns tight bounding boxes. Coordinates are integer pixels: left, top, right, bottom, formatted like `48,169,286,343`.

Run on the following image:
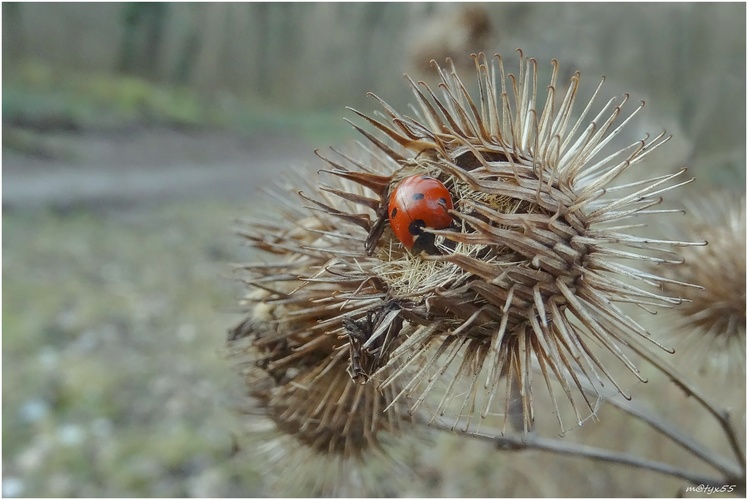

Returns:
3,128,317,211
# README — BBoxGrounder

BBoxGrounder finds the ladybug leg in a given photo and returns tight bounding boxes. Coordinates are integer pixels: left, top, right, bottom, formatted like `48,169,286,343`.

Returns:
365,202,389,255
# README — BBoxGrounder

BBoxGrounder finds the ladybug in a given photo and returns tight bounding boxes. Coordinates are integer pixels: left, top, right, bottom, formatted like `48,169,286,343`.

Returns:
388,175,454,253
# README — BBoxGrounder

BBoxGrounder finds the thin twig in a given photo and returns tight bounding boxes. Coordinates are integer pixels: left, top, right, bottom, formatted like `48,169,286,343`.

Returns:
576,371,743,480
430,418,731,490
628,336,746,473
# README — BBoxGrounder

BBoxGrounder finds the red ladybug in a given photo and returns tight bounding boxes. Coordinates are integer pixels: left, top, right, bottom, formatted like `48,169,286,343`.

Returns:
388,175,454,253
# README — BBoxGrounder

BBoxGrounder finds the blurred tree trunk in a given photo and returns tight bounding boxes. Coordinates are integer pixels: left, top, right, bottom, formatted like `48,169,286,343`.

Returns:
117,2,168,79
254,3,271,96
169,5,201,85
2,3,25,72
193,3,227,92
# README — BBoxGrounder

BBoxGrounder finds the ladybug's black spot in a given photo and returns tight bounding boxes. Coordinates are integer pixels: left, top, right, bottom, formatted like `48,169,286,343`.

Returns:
438,197,447,205
390,207,398,218
408,219,426,235
412,192,425,201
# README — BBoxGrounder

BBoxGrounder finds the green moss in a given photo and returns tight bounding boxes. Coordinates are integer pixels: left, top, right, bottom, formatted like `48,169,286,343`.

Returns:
3,61,353,148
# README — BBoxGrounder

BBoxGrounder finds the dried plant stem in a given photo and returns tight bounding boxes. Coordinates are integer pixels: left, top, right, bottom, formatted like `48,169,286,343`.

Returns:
431,418,734,491
628,338,746,474
432,347,745,495
588,380,744,481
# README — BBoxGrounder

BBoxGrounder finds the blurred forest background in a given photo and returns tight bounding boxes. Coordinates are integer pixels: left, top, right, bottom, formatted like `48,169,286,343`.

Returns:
3,2,746,497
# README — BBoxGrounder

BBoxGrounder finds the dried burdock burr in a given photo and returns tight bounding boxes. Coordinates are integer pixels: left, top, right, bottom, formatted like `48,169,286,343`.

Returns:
227,160,415,493
230,50,703,473
655,192,746,378
316,50,702,433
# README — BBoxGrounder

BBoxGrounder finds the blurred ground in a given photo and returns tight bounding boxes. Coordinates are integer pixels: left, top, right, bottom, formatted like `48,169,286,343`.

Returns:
1,64,351,495
3,128,313,210
2,121,323,496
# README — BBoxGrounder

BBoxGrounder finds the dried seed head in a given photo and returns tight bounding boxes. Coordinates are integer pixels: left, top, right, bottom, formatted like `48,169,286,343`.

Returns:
316,51,699,433
229,310,414,495
233,51,702,449
228,162,414,491
655,192,746,377
229,289,410,458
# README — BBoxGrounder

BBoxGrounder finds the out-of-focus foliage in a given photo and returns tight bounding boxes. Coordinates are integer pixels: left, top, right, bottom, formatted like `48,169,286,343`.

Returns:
3,60,351,138
4,2,745,186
